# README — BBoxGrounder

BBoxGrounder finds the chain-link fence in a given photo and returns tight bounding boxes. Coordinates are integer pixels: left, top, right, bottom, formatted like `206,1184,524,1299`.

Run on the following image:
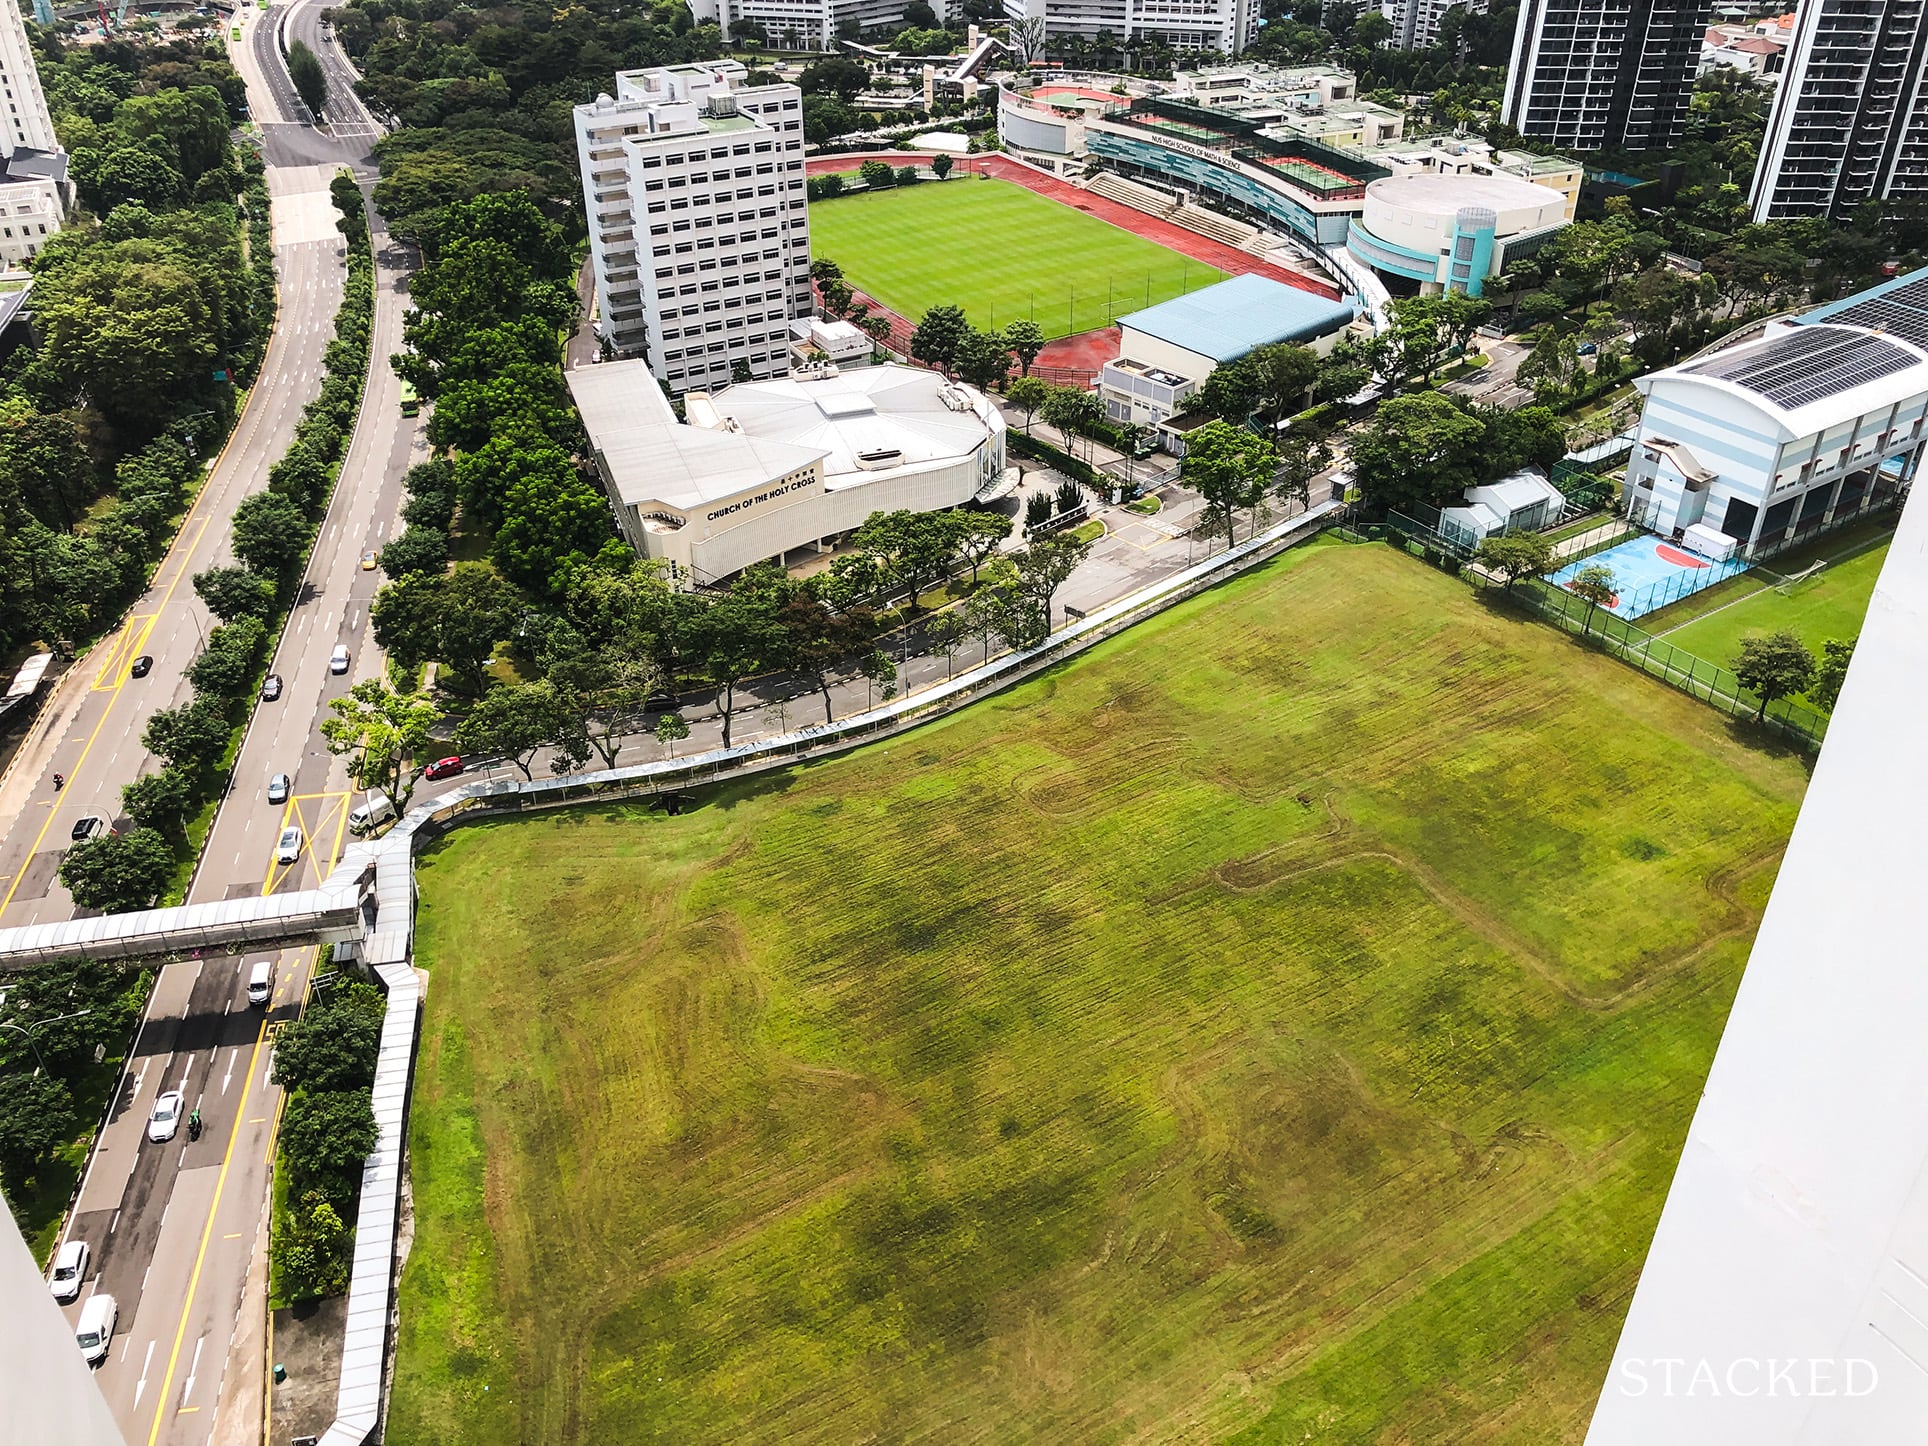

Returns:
1486,575,1830,748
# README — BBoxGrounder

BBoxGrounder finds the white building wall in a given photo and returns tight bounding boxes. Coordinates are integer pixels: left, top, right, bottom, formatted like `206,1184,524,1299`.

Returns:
0,0,57,157
0,175,61,265
1003,0,1257,52
575,63,812,395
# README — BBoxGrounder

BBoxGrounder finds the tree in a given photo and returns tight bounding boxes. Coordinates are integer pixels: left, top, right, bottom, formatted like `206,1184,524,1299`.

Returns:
1003,317,1044,376
932,153,954,181
1012,533,1093,629
1197,353,1264,422
951,326,1010,392
952,511,1011,585
821,278,854,316
925,610,970,678
810,258,844,284
273,1002,381,1095
800,56,871,103
1251,343,1321,422
1565,564,1618,637
910,304,970,374
859,158,896,189
852,511,962,611
320,680,440,811
122,766,196,840
280,1089,378,1201
143,698,230,773
272,1190,351,1301
692,586,785,747
229,490,309,579
1473,531,1557,590
1810,636,1856,713
1732,631,1817,722
1006,375,1049,434
271,989,384,1094
779,592,876,723
60,827,175,913
0,1073,76,1192
1517,327,1582,405
1183,419,1279,547
655,711,690,757
193,565,277,623
1273,430,1331,511
376,525,450,579
1349,393,1489,516
287,40,328,119
454,680,575,780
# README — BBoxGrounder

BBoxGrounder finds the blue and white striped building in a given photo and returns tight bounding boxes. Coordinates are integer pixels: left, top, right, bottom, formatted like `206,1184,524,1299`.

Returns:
1624,277,1928,552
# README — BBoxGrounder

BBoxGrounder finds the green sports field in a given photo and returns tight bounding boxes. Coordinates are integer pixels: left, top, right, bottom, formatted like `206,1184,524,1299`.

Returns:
808,176,1225,338
1646,526,1891,689
389,543,1806,1445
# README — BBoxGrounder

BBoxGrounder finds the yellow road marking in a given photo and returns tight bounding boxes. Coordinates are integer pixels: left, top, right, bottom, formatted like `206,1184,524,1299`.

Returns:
0,512,213,915
261,791,349,895
92,614,159,691
145,1019,268,1446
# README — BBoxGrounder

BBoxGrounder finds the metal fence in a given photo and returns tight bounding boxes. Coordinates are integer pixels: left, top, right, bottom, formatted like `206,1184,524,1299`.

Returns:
1491,575,1831,748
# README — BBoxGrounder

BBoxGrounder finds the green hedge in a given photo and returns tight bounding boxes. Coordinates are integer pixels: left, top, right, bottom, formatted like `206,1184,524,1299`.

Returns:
1008,429,1103,488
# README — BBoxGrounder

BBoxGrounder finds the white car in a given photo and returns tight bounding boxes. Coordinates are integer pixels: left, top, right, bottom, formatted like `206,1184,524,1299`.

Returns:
267,773,291,806
276,825,303,865
330,644,350,675
75,1293,116,1365
147,1089,184,1143
49,1239,88,1302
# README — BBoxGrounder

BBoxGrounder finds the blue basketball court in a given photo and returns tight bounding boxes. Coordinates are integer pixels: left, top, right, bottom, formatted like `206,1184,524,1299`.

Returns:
1547,534,1751,621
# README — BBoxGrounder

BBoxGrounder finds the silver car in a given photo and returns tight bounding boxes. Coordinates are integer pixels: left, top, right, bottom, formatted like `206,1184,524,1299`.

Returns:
147,1089,183,1144
268,773,291,806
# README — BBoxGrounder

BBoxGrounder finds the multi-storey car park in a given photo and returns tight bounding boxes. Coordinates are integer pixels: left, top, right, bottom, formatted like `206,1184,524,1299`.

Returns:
575,61,815,395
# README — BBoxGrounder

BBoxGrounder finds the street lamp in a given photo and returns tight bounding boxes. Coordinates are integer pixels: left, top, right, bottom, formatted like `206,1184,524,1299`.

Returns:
0,1008,92,1075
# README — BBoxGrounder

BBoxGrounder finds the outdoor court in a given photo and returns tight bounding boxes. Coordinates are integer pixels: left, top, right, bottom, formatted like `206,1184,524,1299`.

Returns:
1550,535,1751,621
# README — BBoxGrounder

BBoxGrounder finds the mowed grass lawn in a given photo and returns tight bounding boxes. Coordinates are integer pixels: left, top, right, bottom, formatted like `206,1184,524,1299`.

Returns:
808,176,1224,338
391,542,1808,1445
1653,537,1889,673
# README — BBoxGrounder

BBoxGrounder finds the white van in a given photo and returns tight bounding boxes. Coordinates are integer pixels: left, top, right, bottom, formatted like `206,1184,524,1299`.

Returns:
76,1293,116,1364
247,960,273,1007
50,1239,88,1302
347,789,393,835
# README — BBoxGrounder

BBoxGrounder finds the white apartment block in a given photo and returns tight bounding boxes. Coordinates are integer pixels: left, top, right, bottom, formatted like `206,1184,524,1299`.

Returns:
1004,0,1258,55
0,0,65,268
686,0,938,49
1380,0,1483,50
574,61,812,396
1750,0,1928,222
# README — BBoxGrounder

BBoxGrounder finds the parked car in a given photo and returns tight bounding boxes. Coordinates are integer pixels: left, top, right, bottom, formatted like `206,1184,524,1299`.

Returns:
275,825,303,865
261,673,283,702
75,1293,116,1365
267,773,291,806
147,1089,183,1144
330,645,350,675
129,655,153,679
70,816,110,845
645,690,679,714
49,1239,88,1302
423,756,463,780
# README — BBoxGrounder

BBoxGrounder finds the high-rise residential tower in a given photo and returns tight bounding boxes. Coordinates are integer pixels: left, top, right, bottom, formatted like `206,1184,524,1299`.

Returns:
574,61,813,395
0,0,66,267
1380,0,1483,51
1751,1,1928,222
1501,0,1714,151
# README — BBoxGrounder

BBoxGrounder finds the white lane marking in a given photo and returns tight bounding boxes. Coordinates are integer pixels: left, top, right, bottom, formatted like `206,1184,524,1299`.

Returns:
110,1210,119,1235
222,1048,238,1095
142,1265,151,1295
182,1334,205,1403
134,1339,156,1403
120,1332,133,1363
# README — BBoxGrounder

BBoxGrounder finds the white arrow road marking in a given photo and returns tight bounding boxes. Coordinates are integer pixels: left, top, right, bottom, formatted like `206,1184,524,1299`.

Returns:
134,1340,155,1403
183,1335,205,1404
223,1047,238,1095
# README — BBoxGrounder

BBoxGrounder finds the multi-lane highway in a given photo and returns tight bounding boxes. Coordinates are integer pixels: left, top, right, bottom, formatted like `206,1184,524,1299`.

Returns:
3,7,424,1444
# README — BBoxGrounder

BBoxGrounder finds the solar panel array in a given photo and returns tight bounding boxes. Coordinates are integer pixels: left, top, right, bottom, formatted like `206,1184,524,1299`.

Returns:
1685,324,1919,410
1819,275,1928,348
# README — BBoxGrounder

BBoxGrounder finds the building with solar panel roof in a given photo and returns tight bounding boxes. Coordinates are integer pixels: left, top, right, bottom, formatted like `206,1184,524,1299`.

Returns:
1622,268,1928,551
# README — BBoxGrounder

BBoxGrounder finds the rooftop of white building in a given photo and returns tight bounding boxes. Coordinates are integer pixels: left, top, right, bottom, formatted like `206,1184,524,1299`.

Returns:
1364,170,1567,217
567,360,1000,513
1644,318,1928,440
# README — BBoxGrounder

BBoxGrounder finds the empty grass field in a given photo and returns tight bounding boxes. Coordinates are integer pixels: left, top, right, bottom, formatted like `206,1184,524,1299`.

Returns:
390,542,1808,1445
808,176,1225,338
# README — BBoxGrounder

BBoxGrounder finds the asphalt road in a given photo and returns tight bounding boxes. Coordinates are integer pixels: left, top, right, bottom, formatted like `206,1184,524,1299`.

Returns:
10,6,423,1444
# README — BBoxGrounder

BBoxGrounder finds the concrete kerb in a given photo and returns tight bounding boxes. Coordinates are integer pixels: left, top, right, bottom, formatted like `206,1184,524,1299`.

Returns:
0,499,1338,1444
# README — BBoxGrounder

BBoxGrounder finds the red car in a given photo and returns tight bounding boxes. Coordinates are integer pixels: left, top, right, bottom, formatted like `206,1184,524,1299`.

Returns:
423,756,464,780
